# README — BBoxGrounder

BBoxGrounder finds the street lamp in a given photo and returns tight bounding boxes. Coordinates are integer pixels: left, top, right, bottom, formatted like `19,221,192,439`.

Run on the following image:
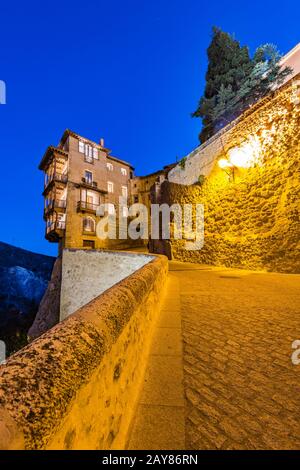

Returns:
218,158,235,181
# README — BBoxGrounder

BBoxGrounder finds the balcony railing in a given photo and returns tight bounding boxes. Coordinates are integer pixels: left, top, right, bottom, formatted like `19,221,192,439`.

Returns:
44,172,68,189
77,201,99,213
46,220,66,233
45,220,65,242
44,199,67,216
54,199,67,209
81,177,98,188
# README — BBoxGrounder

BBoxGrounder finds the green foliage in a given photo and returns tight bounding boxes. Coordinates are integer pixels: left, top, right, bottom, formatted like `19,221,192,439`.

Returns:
197,174,206,185
179,157,187,170
193,28,293,143
1,330,28,357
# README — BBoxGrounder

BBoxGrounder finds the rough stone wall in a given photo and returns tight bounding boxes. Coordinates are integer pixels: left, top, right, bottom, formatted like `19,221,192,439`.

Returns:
153,80,300,273
28,257,62,340
0,254,168,449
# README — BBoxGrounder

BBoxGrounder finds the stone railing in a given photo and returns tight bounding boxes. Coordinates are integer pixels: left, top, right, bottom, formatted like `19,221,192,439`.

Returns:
0,254,168,449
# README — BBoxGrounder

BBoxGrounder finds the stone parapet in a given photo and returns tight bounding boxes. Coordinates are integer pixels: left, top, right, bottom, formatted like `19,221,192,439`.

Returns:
0,253,168,449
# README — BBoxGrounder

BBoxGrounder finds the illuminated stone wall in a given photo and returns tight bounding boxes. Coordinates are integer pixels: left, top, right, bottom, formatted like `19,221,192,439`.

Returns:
168,76,300,186
154,78,300,273
0,254,168,449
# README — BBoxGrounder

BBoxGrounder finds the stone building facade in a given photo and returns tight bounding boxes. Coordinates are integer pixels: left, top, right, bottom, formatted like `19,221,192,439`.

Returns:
40,44,300,260
130,164,176,243
130,163,176,206
39,130,134,251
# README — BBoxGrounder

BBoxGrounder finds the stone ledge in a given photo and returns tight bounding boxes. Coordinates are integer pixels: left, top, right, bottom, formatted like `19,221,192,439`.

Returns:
0,253,168,449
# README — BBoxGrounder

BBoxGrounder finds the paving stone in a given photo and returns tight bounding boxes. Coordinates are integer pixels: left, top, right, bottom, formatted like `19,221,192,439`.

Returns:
127,405,185,450
175,261,300,450
129,261,300,450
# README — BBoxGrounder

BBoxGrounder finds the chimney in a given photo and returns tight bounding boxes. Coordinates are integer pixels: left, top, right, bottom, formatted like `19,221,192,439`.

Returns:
100,138,105,147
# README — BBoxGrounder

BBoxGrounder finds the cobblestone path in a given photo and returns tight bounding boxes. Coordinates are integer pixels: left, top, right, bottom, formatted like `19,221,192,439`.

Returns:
170,261,300,450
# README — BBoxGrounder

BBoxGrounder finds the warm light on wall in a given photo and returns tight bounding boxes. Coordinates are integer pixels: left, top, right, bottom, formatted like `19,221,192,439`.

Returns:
218,136,261,172
228,147,251,168
218,158,233,169
228,136,261,168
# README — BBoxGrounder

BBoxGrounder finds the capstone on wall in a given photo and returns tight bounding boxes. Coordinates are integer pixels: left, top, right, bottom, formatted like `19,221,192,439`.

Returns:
60,249,152,320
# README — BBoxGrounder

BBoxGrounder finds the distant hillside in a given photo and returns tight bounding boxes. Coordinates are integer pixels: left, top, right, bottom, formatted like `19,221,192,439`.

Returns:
0,242,55,355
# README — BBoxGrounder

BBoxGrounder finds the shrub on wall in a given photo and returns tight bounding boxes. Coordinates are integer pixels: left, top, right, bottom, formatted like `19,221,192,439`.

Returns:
179,157,187,170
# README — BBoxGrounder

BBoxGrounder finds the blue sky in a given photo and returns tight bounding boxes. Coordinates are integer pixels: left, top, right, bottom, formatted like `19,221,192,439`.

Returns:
0,0,299,256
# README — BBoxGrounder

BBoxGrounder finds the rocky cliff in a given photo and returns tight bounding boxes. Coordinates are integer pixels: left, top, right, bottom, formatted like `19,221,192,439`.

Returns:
0,242,55,355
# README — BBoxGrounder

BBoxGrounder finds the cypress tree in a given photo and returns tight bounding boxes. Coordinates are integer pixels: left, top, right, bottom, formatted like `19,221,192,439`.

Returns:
192,27,252,142
193,28,292,143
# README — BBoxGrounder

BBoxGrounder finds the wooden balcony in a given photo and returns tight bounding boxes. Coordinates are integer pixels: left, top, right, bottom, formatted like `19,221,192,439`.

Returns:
44,172,68,192
44,199,67,218
45,220,66,242
39,146,68,171
80,177,98,188
78,178,107,194
77,201,99,214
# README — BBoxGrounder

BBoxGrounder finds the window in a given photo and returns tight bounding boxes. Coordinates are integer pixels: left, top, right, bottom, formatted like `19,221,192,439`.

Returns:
80,140,99,162
107,203,115,215
80,189,99,210
87,190,99,205
106,162,113,171
84,144,93,162
84,144,93,163
79,140,98,161
83,217,95,233
121,186,128,198
134,195,139,203
107,181,114,193
83,240,95,249
121,167,127,176
85,170,93,184
79,141,85,153
57,213,66,229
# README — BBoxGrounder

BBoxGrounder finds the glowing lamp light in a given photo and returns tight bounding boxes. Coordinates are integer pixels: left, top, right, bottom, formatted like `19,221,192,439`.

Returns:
228,137,261,169
218,136,261,179
228,146,251,168
218,158,233,169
